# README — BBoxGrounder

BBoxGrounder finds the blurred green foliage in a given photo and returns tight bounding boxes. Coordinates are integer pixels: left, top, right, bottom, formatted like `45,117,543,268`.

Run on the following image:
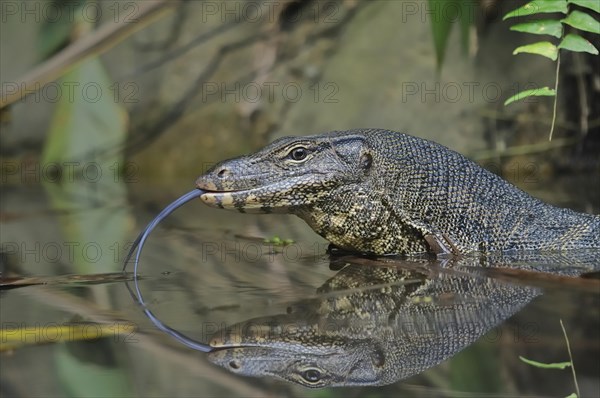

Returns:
37,0,86,60
428,0,474,70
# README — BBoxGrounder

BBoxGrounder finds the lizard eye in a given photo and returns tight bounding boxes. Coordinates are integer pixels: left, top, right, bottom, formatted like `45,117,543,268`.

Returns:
300,368,322,383
288,146,309,162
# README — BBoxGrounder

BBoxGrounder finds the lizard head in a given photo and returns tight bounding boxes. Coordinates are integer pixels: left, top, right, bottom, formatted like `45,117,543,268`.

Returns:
195,132,373,213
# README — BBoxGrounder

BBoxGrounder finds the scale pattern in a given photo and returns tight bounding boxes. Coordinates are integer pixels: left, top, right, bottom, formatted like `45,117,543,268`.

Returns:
197,128,600,254
208,252,599,387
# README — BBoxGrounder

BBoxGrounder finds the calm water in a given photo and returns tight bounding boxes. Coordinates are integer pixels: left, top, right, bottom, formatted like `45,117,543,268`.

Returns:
1,177,599,397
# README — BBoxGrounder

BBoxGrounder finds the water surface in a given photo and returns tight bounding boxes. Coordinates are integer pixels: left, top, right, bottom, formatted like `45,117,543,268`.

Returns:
1,179,599,397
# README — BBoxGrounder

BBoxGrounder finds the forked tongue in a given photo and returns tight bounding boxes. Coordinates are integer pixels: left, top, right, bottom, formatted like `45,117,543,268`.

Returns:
123,189,213,352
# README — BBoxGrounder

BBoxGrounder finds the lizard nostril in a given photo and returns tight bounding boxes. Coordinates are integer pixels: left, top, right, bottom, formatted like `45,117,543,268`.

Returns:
217,168,231,178
229,360,241,369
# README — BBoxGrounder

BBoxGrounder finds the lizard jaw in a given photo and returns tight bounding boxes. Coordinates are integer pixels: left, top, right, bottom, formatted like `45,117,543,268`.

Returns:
196,176,319,212
198,187,286,212
196,178,261,210
200,189,254,210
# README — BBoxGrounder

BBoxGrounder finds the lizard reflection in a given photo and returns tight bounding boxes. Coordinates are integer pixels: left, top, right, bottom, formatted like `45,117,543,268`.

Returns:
207,253,598,387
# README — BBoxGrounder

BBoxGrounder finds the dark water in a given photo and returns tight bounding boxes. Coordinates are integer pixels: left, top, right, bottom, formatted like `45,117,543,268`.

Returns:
1,179,599,397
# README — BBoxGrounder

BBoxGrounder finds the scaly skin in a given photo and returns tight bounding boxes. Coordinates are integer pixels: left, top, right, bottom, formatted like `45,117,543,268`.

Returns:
196,129,600,255
207,253,599,387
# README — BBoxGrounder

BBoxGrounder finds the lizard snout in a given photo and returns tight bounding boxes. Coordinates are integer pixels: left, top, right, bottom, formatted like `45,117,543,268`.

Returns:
195,163,237,191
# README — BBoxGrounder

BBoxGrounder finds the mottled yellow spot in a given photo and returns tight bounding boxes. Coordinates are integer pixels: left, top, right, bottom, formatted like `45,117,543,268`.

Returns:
220,193,235,207
245,194,259,205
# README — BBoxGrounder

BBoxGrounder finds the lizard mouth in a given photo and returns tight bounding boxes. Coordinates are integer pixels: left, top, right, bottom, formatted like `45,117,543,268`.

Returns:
195,174,319,211
195,175,287,211
197,186,267,210
196,177,250,208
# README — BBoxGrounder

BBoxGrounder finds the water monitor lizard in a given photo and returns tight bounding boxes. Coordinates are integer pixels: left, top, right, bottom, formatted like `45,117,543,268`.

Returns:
122,129,600,389
196,128,600,255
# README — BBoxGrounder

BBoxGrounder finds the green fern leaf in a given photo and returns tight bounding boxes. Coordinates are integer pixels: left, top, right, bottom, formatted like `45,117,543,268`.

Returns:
504,0,568,20
559,33,599,54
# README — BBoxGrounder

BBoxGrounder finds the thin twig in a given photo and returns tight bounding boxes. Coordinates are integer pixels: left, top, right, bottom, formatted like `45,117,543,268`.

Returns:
0,0,178,109
549,53,561,141
560,319,581,398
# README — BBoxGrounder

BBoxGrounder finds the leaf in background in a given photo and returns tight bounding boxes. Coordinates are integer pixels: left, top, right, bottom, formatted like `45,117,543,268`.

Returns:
37,0,86,60
458,0,475,55
559,33,599,53
42,57,131,274
37,18,72,60
562,10,600,33
519,356,572,369
568,0,600,14
42,57,127,167
504,87,556,105
428,0,476,69
510,20,564,38
429,0,456,69
56,343,132,397
504,0,569,20
513,41,559,60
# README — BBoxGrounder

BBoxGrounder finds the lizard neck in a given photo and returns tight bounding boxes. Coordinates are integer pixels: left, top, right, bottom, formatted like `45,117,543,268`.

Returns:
294,185,430,254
